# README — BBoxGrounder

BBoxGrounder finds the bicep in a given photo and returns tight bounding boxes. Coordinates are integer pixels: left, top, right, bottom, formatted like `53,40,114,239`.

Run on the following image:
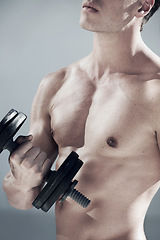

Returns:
29,122,58,163
29,80,58,162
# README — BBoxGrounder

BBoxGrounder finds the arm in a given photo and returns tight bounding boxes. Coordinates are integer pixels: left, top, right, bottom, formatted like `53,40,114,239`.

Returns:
3,71,65,210
29,73,59,161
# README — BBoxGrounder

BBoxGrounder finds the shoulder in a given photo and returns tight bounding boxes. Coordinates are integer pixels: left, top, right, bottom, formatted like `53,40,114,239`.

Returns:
32,61,83,111
31,68,67,115
35,66,72,104
38,68,68,96
38,59,84,95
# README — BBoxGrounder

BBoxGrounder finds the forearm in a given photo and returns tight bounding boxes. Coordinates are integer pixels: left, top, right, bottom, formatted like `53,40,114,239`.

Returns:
3,171,41,210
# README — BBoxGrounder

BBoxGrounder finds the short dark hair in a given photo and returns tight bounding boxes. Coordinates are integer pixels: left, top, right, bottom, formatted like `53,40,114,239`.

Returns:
141,0,160,31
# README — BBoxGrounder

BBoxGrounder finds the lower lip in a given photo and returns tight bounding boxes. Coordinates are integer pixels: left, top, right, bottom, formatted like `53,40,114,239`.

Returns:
83,6,98,13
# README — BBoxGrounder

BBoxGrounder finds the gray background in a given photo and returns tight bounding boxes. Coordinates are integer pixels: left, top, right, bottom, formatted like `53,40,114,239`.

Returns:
0,1,160,240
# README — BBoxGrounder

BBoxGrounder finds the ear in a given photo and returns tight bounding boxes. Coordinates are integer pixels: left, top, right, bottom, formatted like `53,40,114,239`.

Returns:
135,0,155,18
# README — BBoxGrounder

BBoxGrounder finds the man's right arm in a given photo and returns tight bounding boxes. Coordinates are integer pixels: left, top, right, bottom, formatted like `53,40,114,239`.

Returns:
3,70,66,210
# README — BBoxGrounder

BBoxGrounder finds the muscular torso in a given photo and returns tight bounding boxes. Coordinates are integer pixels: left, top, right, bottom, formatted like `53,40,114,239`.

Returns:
48,61,160,240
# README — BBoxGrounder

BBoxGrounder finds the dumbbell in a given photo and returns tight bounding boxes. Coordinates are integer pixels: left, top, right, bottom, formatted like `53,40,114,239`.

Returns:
0,109,91,212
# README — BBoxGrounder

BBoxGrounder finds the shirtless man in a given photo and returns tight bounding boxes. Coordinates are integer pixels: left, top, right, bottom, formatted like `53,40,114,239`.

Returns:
3,0,160,239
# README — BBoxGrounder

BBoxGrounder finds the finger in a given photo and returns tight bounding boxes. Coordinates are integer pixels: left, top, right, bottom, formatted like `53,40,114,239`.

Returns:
41,158,53,178
9,141,33,165
24,150,47,170
33,151,48,169
21,147,42,168
15,135,33,145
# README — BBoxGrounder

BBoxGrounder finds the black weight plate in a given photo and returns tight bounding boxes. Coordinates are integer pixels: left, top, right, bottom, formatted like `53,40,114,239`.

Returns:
32,151,80,209
0,109,18,135
41,158,83,212
0,112,27,153
41,174,71,212
33,151,79,208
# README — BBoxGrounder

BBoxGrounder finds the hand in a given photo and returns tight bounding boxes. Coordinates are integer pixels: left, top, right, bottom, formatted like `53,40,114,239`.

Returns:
9,135,52,192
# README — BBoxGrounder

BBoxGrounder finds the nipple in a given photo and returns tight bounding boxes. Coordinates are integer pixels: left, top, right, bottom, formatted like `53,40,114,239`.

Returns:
107,137,118,148
51,130,54,137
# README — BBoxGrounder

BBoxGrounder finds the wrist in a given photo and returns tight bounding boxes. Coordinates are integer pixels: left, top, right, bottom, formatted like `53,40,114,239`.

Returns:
9,170,40,194
3,171,41,210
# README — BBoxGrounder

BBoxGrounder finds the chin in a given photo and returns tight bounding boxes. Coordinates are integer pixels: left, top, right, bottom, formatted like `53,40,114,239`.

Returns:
79,19,98,32
79,13,98,32
80,20,125,34
80,23,95,32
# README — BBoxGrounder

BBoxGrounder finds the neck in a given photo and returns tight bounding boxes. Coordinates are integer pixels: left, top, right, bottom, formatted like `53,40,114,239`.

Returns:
91,27,145,77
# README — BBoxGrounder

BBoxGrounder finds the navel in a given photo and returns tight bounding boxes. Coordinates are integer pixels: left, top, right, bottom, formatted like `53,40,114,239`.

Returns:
107,137,118,148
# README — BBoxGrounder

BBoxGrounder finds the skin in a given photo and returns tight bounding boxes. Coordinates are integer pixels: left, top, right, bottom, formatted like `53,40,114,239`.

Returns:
3,0,160,239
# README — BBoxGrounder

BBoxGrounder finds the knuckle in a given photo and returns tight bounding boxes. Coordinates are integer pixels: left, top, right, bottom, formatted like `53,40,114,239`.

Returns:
37,172,44,182
37,172,43,180
31,164,40,173
32,168,44,181
21,157,32,168
9,153,16,163
9,152,20,164
39,151,47,159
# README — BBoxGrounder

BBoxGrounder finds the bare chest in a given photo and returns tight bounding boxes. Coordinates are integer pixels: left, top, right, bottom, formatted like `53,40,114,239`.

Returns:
50,77,156,156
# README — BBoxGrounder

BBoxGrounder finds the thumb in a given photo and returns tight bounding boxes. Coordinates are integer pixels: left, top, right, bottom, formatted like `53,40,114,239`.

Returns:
15,135,33,144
